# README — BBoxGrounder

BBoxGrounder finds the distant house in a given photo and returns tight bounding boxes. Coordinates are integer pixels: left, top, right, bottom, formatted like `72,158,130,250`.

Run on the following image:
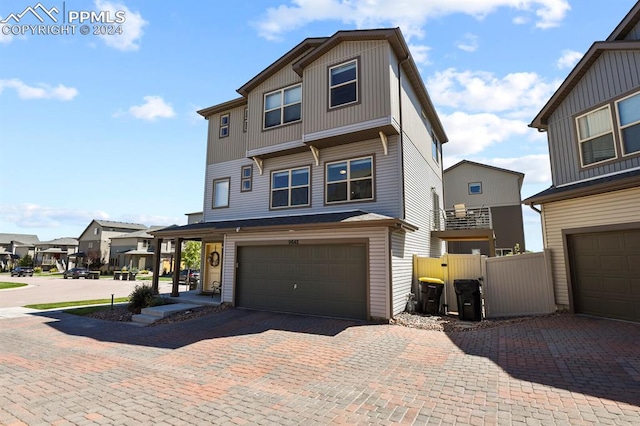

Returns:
34,238,78,271
0,233,39,267
185,212,204,224
441,160,526,256
76,220,147,270
526,2,640,322
109,226,176,273
153,28,448,321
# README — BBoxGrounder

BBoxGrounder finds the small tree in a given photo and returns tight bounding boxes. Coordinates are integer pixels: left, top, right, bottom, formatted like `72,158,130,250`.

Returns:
19,255,33,267
182,241,201,270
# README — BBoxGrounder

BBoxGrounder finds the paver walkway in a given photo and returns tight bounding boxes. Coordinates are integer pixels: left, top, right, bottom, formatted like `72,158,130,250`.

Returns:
1,309,639,425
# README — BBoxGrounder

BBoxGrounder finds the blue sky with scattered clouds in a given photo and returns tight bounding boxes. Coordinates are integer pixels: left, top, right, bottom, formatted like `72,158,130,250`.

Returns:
0,0,636,250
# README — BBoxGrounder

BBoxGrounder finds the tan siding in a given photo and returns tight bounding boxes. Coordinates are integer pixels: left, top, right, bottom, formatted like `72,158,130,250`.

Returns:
207,106,247,164
444,164,522,208
542,186,640,305
302,41,391,135
222,228,390,319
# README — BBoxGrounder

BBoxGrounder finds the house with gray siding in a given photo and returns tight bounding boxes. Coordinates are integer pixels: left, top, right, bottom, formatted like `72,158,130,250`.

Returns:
526,2,640,323
76,220,147,271
153,28,448,321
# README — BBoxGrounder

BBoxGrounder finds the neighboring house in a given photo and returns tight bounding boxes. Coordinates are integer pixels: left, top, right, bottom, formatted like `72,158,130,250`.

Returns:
526,2,640,323
439,160,526,256
186,212,204,224
153,28,448,321
0,233,39,267
109,226,176,273
34,238,78,271
76,220,147,270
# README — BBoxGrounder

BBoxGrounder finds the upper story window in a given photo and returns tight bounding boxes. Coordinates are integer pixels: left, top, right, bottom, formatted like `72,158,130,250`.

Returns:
576,105,616,166
326,156,373,203
431,131,440,164
468,182,482,195
271,167,310,209
219,113,229,138
93,227,99,235
264,84,301,129
329,59,358,108
241,165,252,192
616,91,640,155
212,178,230,209
243,107,248,133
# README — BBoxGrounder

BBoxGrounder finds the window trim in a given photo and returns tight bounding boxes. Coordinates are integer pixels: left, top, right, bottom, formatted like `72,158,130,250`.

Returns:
328,57,360,110
243,107,248,133
241,165,253,192
468,182,482,195
212,177,230,209
219,113,229,138
325,155,375,205
269,166,311,210
575,104,617,168
263,83,302,130
431,130,440,164
615,90,640,157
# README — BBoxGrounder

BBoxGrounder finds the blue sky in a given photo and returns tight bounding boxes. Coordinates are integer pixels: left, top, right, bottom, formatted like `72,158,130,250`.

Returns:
0,0,636,251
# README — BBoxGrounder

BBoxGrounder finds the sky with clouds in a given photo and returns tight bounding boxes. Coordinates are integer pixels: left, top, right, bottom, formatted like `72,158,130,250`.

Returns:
0,0,637,251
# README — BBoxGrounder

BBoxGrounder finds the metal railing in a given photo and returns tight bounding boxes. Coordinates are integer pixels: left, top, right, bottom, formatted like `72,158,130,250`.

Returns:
442,206,492,230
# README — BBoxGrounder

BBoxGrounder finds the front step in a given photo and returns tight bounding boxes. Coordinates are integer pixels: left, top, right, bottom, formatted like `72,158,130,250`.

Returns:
131,303,199,325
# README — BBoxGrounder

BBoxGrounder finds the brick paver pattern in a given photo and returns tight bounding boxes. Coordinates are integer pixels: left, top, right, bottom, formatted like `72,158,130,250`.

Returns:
1,309,639,425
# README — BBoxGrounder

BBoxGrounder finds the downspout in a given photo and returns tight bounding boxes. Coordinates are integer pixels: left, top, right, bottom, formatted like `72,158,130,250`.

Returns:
398,55,410,220
528,203,542,214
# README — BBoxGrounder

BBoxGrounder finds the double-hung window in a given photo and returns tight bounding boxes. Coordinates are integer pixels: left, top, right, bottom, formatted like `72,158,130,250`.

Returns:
270,167,310,208
212,178,230,208
264,84,301,129
326,156,373,203
219,113,229,138
241,165,252,192
576,105,616,166
616,91,640,155
329,59,358,108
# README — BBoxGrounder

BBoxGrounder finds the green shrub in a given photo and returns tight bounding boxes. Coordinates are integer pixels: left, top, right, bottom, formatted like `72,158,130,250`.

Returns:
33,267,42,273
127,284,155,314
139,270,150,275
49,267,57,273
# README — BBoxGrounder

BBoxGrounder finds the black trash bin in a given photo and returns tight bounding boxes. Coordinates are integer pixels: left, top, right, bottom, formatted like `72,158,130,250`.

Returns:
419,277,445,315
454,279,482,321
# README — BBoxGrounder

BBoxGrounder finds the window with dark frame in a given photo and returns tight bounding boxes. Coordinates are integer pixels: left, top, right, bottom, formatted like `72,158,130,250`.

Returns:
468,182,482,195
243,107,248,133
431,130,439,164
212,178,230,208
241,165,252,192
326,156,373,203
329,59,357,108
270,167,310,208
616,91,640,155
219,113,229,138
264,84,302,129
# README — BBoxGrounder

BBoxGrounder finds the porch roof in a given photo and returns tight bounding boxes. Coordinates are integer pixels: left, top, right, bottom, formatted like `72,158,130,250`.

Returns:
123,249,154,256
151,210,417,238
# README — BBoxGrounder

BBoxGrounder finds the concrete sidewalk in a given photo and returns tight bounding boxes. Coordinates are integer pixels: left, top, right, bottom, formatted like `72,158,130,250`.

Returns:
1,308,639,425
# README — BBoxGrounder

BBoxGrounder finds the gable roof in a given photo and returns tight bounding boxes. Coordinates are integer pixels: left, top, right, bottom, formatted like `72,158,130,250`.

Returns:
36,237,78,246
530,2,640,130
444,160,524,178
79,220,147,239
111,226,166,240
0,233,40,245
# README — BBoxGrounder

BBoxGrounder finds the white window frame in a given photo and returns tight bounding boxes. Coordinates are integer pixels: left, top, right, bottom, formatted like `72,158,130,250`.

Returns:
325,156,374,204
219,113,229,138
241,165,252,192
615,90,640,156
468,182,482,195
270,166,310,209
575,105,617,167
263,84,302,129
329,59,358,109
212,177,230,209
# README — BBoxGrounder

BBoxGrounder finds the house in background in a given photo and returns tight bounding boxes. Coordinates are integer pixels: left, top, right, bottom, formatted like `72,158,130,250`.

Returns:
526,2,640,323
76,220,147,270
34,238,78,271
109,227,177,273
153,28,448,321
0,233,40,270
186,212,204,224
439,160,526,257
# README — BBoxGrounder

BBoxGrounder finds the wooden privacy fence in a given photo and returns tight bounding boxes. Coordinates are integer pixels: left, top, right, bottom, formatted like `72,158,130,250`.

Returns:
413,250,555,318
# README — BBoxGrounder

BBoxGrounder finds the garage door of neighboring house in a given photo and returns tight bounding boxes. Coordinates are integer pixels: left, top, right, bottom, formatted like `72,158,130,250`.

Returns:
569,228,640,322
236,244,367,320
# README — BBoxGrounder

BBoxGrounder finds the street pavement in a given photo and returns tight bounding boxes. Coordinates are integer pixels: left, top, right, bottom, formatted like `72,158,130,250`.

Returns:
0,299,639,425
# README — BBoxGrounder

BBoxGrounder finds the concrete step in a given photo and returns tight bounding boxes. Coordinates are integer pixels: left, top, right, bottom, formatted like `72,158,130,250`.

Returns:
131,314,158,325
140,303,197,318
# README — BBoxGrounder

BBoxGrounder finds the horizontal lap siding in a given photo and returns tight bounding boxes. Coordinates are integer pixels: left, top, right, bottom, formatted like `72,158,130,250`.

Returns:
222,227,390,320
207,106,247,164
542,186,640,305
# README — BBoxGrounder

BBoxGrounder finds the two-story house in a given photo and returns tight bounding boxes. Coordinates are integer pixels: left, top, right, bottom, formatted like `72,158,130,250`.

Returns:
153,28,448,321
0,233,39,269
76,220,147,270
34,238,78,271
109,227,177,273
438,160,526,256
526,2,640,323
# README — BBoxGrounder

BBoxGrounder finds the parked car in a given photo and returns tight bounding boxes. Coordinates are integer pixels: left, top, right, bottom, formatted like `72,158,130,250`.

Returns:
11,266,34,277
179,269,200,285
63,267,90,279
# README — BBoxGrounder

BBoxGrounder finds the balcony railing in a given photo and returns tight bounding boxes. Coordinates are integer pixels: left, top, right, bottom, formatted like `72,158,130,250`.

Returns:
441,206,492,230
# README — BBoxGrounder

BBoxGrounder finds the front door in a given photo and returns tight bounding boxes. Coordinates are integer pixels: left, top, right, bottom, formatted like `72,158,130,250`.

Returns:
204,243,223,294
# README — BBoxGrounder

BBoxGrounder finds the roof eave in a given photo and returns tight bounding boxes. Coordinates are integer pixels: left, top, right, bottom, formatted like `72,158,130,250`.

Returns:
197,97,247,118
523,174,640,205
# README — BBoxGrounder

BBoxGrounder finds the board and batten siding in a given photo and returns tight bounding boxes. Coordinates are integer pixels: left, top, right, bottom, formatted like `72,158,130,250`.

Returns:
221,227,391,320
542,186,640,306
444,165,522,208
203,137,403,222
302,41,391,136
547,50,640,186
207,106,247,165
624,19,640,40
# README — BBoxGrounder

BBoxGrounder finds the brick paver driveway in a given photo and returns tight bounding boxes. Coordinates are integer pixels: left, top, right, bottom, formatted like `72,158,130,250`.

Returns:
1,309,639,425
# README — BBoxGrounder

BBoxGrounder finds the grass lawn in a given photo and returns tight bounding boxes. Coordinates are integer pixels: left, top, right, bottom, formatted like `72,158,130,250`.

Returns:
24,297,130,310
0,282,28,290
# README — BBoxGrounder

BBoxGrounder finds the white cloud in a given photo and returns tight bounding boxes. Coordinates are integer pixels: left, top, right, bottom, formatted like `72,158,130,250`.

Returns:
94,0,147,51
484,154,551,184
408,44,431,65
0,204,109,229
427,68,560,117
456,33,479,52
125,96,176,121
0,79,78,100
254,0,570,41
556,49,583,69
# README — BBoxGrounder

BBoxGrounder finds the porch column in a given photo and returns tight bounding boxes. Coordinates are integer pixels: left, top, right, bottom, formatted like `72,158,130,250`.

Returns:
171,238,182,297
152,237,162,295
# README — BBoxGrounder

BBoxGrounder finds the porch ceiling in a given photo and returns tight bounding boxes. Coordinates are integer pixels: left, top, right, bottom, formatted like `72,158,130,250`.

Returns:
431,229,495,241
